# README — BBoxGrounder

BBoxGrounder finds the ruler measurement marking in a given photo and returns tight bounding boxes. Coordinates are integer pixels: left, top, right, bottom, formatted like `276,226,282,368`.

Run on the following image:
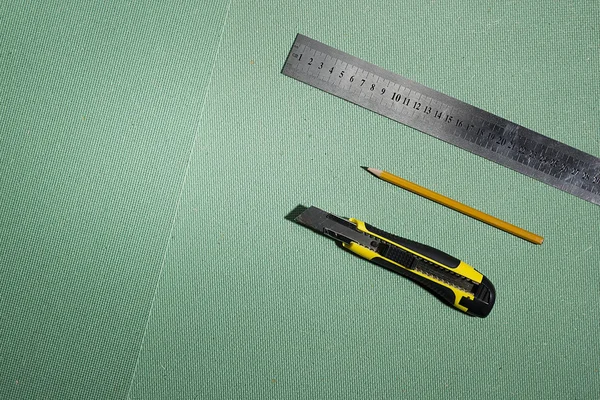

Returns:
283,35,600,205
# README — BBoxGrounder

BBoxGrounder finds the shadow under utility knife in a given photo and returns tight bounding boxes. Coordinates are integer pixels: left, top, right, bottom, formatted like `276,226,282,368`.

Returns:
294,206,495,317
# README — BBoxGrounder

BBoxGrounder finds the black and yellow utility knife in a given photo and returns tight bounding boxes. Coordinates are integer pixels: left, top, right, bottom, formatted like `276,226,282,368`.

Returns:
294,206,495,317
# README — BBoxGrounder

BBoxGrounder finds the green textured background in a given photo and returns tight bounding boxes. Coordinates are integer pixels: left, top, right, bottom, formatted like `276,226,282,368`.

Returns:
1,1,599,399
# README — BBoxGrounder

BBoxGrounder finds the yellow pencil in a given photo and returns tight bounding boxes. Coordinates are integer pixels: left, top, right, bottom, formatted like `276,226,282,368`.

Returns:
365,167,544,245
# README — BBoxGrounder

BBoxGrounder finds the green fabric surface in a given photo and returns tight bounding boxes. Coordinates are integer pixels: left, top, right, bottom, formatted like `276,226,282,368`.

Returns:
2,1,599,399
1,1,231,398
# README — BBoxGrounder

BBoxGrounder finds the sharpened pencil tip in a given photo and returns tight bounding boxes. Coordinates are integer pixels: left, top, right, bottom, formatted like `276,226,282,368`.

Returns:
364,167,382,177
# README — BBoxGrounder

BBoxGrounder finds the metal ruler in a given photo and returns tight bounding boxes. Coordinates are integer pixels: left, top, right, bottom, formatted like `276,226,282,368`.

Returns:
282,34,600,206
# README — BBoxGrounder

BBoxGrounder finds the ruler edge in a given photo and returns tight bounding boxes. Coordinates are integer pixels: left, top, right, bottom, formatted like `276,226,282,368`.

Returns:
282,33,600,205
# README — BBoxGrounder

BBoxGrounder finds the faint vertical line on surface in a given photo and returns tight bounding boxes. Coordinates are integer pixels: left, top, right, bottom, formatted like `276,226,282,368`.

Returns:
125,0,234,398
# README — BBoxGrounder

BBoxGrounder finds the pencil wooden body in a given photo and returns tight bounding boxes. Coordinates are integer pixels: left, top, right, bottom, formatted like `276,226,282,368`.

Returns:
368,168,544,245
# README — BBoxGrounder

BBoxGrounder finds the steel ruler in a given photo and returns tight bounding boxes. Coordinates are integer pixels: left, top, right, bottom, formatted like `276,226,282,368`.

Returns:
282,34,600,206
